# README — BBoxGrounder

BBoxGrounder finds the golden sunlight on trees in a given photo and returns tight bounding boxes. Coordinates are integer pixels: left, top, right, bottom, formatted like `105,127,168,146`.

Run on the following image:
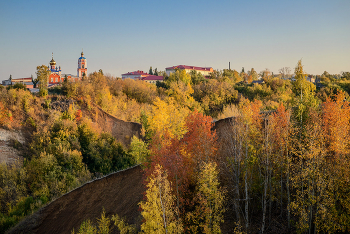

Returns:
293,60,318,126
4,59,350,233
140,165,183,234
322,91,350,156
147,97,189,141
166,69,191,86
188,162,225,234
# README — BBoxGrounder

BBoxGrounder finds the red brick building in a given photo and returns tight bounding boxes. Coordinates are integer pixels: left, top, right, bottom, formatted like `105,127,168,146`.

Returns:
48,51,86,85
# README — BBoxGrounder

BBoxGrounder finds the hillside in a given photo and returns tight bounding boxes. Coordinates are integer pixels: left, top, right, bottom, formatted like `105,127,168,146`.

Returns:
6,117,237,234
49,97,143,148
7,165,145,234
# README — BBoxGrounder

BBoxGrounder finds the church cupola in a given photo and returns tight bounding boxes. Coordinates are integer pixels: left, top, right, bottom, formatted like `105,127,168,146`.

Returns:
50,53,56,71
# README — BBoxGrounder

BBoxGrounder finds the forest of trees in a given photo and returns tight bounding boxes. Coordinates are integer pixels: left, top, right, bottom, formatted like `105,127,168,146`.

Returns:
1,60,350,233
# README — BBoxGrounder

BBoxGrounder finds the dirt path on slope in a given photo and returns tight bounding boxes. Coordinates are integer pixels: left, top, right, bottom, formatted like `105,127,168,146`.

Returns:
8,165,145,234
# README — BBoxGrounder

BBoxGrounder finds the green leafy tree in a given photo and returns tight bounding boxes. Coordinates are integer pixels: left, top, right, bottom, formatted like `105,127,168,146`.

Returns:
82,72,87,81
9,83,27,91
154,68,158,76
190,70,205,85
36,65,50,97
166,69,191,86
129,136,149,164
279,67,291,79
149,66,153,75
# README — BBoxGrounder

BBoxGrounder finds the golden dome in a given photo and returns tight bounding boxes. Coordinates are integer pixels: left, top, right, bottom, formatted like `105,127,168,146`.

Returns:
50,53,56,65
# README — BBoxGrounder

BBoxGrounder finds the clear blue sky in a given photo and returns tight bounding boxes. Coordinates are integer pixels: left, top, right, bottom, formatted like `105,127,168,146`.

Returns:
0,0,349,81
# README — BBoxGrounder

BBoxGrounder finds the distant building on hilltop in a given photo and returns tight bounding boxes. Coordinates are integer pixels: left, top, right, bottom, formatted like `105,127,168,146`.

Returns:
122,70,150,80
165,65,213,77
77,51,87,78
48,51,86,85
121,70,163,84
2,51,87,89
3,77,34,88
141,75,164,84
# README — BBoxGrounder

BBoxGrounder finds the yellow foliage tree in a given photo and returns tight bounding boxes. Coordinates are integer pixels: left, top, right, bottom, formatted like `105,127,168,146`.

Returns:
189,162,225,234
147,97,189,141
140,164,183,234
166,81,199,110
166,69,191,86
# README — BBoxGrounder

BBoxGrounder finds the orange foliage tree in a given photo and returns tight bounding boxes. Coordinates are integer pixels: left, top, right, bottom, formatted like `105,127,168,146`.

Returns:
322,90,350,156
0,101,12,126
145,110,218,222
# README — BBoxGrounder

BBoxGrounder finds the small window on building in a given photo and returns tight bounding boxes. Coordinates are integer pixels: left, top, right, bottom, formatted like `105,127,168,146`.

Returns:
51,78,53,82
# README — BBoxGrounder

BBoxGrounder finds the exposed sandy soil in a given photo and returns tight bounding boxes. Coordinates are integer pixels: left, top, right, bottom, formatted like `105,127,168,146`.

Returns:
8,165,145,234
0,128,26,165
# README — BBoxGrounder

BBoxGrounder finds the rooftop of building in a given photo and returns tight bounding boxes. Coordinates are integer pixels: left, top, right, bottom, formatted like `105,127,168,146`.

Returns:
122,70,149,76
165,65,213,72
11,77,32,81
141,75,164,81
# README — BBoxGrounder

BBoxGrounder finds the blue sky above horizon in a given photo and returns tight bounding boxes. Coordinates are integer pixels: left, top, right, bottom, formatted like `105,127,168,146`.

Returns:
0,0,349,81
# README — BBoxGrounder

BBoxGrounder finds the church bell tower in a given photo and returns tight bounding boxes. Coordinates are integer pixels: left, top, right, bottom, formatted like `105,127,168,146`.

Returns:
77,50,87,78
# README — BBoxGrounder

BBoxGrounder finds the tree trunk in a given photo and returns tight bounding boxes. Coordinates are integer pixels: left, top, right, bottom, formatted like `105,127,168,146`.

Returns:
244,124,249,230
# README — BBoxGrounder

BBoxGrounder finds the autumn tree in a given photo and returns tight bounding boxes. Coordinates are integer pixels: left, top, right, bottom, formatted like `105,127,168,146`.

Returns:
279,67,291,79
248,68,258,81
322,90,350,156
293,60,318,130
260,68,272,81
181,110,218,168
190,70,206,85
220,98,262,232
146,108,219,230
193,79,238,116
188,162,225,234
290,107,325,233
271,103,292,229
166,69,191,86
140,165,183,234
129,135,149,164
146,97,189,142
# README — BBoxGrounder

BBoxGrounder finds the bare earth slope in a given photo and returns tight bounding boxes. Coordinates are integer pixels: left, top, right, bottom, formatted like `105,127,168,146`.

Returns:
0,128,25,164
8,165,145,234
